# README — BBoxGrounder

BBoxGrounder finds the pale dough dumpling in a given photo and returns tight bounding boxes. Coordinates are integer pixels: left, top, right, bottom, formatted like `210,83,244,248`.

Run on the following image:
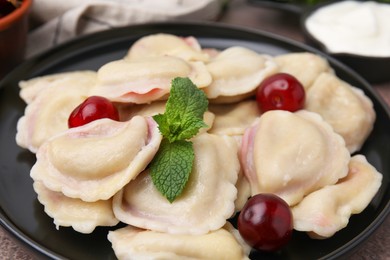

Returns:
113,133,239,235
240,110,350,206
126,33,209,62
208,100,261,136
19,71,96,104
292,155,382,239
117,101,167,121
274,52,333,90
234,170,251,213
204,47,278,103
33,181,118,234
16,71,97,153
108,223,250,260
90,56,212,104
305,72,376,153
30,116,162,202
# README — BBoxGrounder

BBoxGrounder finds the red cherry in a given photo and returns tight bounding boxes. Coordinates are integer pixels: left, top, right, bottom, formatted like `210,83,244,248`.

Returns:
256,73,305,112
238,193,293,252
68,96,119,128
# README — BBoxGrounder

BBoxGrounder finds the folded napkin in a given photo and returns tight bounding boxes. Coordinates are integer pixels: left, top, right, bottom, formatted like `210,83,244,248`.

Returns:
27,0,225,58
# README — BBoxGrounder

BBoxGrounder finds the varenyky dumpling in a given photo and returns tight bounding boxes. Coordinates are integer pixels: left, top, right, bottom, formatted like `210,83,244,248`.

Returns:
108,223,250,260
305,72,376,153
113,133,239,235
117,101,167,121
274,52,333,90
16,71,97,153
33,181,118,234
204,47,278,103
30,116,162,202
89,56,212,104
240,110,350,206
292,155,382,239
207,100,257,211
234,169,252,213
125,33,209,62
208,100,261,136
18,71,96,104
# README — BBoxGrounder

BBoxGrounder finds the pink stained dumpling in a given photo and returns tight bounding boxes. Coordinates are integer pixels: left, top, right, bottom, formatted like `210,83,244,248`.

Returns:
16,71,97,153
112,133,240,235
30,116,162,202
89,56,212,104
125,33,210,62
292,155,382,238
240,110,350,206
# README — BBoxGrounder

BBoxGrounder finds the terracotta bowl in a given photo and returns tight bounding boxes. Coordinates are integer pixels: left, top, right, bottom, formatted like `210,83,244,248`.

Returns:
0,0,32,79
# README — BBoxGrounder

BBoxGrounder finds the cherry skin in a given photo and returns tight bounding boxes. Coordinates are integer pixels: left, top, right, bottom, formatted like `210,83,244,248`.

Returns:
68,96,119,128
238,193,293,252
256,73,305,112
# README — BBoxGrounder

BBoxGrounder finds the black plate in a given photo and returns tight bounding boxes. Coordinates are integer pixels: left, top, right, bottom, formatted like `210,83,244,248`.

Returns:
0,22,389,260
247,0,330,13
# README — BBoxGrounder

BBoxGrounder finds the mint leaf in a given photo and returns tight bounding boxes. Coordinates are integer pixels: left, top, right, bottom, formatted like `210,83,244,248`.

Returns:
150,139,194,203
153,77,208,143
150,77,208,203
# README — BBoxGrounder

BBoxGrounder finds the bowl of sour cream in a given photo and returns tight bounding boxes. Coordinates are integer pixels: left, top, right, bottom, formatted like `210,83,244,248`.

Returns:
302,0,390,83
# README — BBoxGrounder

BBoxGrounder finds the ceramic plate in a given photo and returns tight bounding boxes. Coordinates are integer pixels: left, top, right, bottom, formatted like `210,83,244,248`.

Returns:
0,22,389,260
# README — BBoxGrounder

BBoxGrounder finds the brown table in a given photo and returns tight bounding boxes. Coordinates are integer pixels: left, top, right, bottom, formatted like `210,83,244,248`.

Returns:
1,0,389,259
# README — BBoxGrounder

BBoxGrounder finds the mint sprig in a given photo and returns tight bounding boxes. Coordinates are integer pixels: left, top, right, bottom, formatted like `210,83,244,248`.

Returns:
150,77,208,203
153,77,208,143
150,139,194,203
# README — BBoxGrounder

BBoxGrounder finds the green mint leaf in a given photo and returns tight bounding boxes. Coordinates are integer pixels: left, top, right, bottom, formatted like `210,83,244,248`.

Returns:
153,77,208,143
150,77,208,203
150,139,194,203
152,114,170,138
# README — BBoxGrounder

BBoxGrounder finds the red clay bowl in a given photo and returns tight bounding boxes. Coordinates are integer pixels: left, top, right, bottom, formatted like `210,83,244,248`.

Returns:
0,0,32,78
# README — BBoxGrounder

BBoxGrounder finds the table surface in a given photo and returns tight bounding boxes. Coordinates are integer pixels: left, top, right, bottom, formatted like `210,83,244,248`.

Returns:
1,0,389,259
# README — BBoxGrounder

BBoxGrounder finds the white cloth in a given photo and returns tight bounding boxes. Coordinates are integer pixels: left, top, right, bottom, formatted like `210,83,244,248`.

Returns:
27,0,225,58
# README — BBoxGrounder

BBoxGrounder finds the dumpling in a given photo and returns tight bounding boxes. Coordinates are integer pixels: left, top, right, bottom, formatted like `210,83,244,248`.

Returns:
274,52,333,90
305,72,376,153
204,47,278,103
90,56,212,104
112,133,239,235
292,155,382,239
240,110,350,206
208,100,261,136
234,170,251,212
33,181,118,234
16,71,97,153
126,33,209,62
117,101,167,121
30,116,162,202
108,223,250,260
202,47,220,59
18,71,96,104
